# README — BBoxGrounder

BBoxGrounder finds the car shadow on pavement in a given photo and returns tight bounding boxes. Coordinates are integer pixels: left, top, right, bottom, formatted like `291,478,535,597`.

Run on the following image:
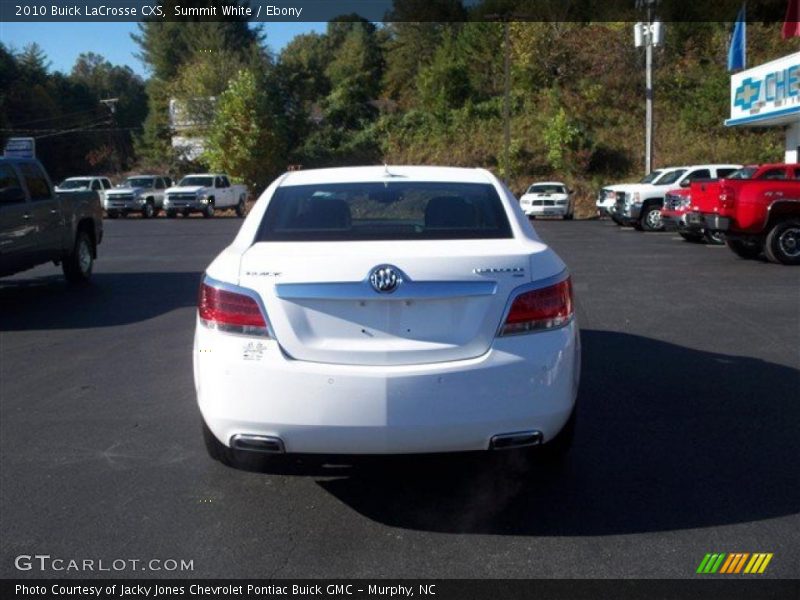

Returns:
0,271,202,330
312,330,799,535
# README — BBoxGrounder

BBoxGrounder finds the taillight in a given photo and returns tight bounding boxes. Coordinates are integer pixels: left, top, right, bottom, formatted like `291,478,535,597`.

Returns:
198,281,270,337
719,186,736,210
499,278,573,336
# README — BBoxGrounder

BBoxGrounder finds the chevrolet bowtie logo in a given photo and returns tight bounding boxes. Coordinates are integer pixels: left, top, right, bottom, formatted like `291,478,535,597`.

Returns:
734,77,762,111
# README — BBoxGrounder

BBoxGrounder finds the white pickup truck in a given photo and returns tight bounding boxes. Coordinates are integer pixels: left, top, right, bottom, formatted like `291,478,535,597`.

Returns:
163,173,248,218
56,176,113,206
104,174,172,219
603,164,741,231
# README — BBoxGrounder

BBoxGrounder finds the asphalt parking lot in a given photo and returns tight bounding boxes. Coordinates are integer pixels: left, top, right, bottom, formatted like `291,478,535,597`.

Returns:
1,217,798,579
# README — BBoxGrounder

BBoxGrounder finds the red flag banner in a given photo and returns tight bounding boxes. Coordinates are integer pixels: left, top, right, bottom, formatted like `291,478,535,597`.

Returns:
783,0,800,38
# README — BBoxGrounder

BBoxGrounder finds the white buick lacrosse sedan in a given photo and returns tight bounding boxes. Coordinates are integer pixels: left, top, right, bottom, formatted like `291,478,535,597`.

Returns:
194,166,580,469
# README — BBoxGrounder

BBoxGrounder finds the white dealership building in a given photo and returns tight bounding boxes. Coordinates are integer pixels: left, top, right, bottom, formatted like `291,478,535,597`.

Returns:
725,51,800,163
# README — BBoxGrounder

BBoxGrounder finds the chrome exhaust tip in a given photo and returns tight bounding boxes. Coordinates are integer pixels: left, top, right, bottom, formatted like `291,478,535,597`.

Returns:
489,430,543,450
230,434,285,454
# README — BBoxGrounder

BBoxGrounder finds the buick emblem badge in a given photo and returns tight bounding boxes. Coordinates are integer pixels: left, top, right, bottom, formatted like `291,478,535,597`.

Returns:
369,265,401,293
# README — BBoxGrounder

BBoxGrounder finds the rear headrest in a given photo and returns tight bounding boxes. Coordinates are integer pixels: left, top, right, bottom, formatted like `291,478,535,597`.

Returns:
424,196,477,229
294,198,351,229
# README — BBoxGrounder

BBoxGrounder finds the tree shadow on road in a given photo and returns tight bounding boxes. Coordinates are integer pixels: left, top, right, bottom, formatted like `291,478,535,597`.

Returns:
311,330,799,536
0,271,201,331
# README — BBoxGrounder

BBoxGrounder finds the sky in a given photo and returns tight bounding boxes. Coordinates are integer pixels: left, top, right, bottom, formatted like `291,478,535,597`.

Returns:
0,21,326,76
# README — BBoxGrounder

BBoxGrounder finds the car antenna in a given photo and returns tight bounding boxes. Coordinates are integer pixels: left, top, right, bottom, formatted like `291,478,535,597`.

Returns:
382,164,405,181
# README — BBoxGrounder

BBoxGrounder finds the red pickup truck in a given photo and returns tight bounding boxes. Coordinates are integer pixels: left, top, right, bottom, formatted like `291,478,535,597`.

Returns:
661,187,725,245
686,163,800,265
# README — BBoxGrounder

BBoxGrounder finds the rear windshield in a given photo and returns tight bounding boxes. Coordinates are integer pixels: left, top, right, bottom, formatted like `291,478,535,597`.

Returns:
256,182,512,241
727,167,757,180
527,184,566,194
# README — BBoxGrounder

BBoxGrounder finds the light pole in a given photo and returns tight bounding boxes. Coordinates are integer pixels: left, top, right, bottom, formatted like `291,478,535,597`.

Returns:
634,1,663,175
645,17,653,175
100,97,120,174
503,20,511,183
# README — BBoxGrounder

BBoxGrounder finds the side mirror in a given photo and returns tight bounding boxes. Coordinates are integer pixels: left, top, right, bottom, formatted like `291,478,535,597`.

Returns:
679,179,691,188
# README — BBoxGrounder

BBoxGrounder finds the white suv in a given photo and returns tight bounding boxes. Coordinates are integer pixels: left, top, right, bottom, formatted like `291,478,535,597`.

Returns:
194,166,581,469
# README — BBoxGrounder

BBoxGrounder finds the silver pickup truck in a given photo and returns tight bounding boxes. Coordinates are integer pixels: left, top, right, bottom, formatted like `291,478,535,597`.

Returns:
0,157,103,282
104,174,172,219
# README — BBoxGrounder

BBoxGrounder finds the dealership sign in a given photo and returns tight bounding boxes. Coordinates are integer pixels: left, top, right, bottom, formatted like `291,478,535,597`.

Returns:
3,137,35,158
726,52,800,127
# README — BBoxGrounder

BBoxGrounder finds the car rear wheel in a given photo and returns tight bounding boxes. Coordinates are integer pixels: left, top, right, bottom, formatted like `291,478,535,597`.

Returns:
62,230,93,283
235,197,246,218
679,231,704,243
765,219,800,265
640,206,664,231
726,238,762,260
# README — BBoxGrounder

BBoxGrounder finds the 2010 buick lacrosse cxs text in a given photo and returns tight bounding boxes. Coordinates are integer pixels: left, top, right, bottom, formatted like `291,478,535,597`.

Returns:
194,166,581,470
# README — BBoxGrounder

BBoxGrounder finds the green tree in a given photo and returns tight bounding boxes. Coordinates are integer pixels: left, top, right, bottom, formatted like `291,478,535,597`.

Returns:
132,2,264,165
132,2,260,81
456,22,505,100
16,43,50,82
291,19,386,167
70,52,148,169
416,32,472,115
381,1,466,104
202,69,287,193
543,107,581,172
276,32,331,153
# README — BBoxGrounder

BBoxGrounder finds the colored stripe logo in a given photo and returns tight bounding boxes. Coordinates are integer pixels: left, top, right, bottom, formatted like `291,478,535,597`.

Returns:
697,553,773,574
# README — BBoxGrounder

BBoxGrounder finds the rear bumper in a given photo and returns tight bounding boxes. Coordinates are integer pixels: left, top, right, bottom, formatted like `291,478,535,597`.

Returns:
702,214,732,232
195,320,580,454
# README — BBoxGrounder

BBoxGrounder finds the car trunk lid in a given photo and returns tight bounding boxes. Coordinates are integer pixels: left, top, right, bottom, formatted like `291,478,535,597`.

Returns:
239,240,542,366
